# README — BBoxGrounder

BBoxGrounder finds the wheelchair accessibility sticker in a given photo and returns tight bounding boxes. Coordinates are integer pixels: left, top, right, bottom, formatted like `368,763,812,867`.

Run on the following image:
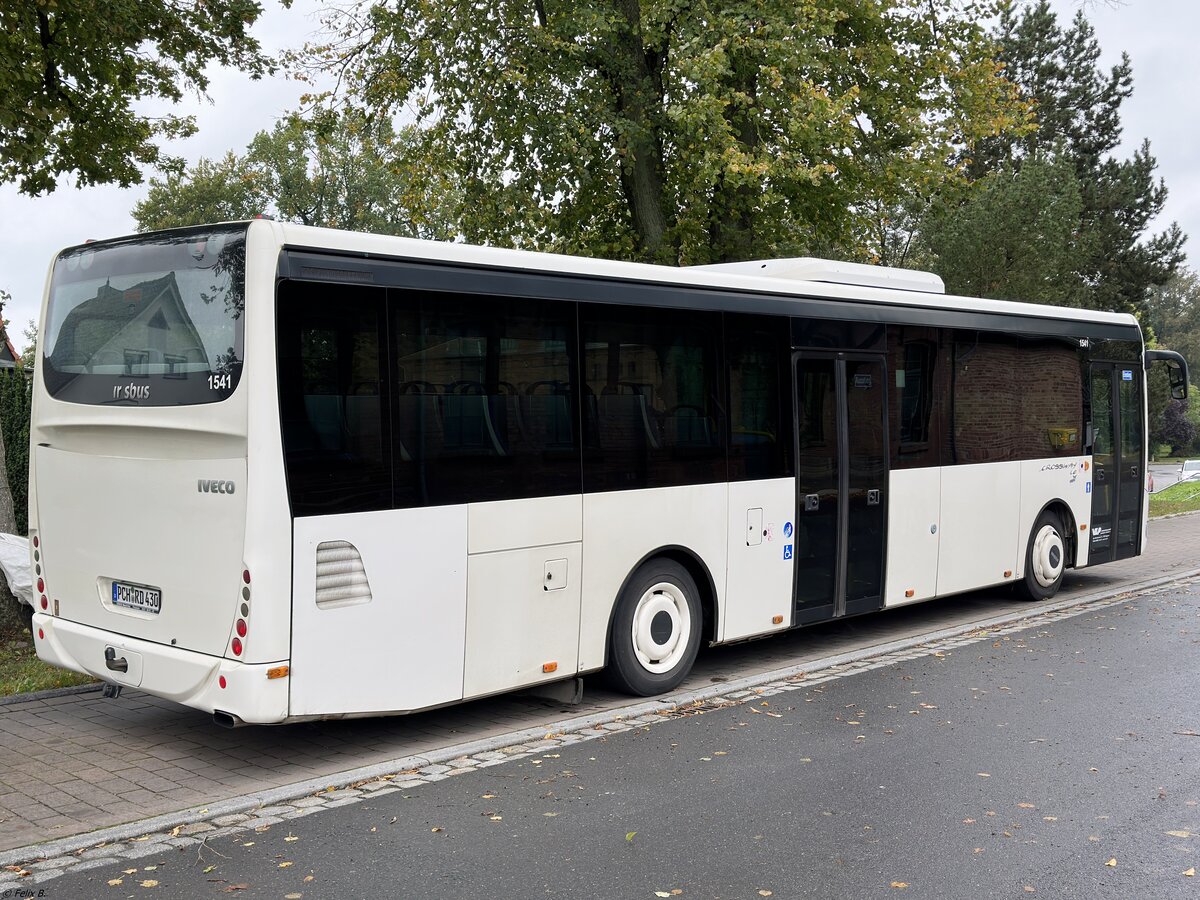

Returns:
783,544,793,560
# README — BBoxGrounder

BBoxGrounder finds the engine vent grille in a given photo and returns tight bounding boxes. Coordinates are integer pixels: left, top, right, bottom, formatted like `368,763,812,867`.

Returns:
315,541,373,608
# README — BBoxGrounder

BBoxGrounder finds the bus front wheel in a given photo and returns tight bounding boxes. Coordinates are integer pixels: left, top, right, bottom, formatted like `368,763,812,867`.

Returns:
606,559,702,696
1018,510,1066,601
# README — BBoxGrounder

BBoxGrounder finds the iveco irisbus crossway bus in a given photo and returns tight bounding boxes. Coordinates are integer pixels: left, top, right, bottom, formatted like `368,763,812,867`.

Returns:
29,220,1188,725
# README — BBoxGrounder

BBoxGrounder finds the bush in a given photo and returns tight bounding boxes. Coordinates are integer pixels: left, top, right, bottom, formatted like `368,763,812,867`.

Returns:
0,368,31,535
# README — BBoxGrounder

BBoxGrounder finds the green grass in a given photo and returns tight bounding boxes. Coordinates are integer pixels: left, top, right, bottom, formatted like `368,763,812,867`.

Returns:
0,638,95,697
1150,479,1200,518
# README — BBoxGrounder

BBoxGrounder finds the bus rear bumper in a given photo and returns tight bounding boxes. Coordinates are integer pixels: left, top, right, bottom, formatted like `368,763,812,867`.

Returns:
32,613,290,724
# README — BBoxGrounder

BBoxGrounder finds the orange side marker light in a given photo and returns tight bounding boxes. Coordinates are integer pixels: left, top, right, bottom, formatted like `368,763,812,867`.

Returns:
542,662,558,674
266,665,290,680
772,615,784,625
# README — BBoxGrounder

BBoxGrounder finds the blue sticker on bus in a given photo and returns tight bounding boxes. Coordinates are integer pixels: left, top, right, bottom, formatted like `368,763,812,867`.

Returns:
1122,370,1133,381
783,522,793,539
783,544,793,560
1086,482,1092,493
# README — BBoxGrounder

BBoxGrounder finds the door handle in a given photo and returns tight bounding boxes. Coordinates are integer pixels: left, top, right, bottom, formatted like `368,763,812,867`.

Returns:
104,647,128,673
1130,466,1139,478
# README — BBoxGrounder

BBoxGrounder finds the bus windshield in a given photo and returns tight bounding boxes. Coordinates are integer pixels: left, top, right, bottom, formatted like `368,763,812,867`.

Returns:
42,226,246,405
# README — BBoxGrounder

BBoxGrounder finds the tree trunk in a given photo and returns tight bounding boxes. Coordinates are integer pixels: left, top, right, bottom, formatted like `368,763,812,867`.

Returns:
709,40,760,263
605,1,674,264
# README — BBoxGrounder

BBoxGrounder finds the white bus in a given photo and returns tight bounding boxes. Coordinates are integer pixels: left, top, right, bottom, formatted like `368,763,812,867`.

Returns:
29,220,1188,725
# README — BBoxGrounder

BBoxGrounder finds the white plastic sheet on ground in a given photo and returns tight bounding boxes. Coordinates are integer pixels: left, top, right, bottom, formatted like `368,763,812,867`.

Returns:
0,533,31,607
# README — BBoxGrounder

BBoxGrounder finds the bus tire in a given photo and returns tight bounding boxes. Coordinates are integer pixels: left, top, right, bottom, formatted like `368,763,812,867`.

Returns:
1018,510,1066,601
606,559,702,696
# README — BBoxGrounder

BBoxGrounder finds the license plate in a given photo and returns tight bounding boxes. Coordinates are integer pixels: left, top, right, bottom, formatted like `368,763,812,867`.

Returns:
111,581,162,614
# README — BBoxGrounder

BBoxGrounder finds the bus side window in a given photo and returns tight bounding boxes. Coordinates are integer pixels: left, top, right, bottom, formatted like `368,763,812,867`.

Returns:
277,282,391,517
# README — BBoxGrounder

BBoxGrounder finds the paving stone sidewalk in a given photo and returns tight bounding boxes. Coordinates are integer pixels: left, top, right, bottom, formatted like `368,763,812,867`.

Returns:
1,514,1197,855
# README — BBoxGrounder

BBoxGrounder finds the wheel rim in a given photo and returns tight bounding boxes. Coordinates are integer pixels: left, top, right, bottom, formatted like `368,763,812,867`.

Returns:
630,581,692,674
1031,524,1064,588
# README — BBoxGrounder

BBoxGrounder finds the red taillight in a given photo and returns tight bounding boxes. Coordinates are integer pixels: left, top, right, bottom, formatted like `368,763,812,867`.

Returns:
231,637,243,656
40,596,48,610
236,619,247,638
218,675,227,689
36,578,44,593
242,569,251,585
32,536,39,549
38,628,44,640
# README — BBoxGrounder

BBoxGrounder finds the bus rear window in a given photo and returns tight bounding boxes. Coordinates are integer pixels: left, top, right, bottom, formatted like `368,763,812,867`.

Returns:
42,227,246,405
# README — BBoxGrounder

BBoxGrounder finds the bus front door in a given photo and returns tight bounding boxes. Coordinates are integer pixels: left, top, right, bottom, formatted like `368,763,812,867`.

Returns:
1088,363,1145,564
793,353,889,625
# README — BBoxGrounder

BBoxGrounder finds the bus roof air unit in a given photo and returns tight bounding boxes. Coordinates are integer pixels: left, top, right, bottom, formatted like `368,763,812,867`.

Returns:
690,258,946,294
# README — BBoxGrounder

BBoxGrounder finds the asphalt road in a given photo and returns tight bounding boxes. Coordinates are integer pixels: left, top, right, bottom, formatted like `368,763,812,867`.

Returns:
46,581,1200,899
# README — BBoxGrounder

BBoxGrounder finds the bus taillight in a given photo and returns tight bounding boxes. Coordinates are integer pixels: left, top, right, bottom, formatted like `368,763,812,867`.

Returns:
236,619,247,638
231,637,243,656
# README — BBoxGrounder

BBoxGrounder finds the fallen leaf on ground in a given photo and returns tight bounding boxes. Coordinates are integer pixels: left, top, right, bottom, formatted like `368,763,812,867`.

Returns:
223,886,249,893
203,865,217,873
123,868,138,875
285,894,303,899
758,892,773,897
655,893,671,898
278,861,294,868
890,882,909,889
285,834,300,842
431,827,443,833
1185,868,1195,877
626,832,637,842
1166,831,1192,838
140,880,159,888
977,773,991,778
1105,858,1117,867
108,879,123,886
1018,803,1036,809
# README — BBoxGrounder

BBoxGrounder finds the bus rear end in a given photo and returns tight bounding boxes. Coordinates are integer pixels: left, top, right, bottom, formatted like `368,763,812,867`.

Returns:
30,224,288,724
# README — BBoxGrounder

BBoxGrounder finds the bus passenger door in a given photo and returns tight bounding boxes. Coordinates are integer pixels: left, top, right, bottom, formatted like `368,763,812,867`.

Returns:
793,353,889,624
1088,363,1144,564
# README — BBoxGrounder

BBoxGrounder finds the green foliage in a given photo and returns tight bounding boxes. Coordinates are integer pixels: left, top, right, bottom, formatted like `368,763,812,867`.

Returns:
303,0,1028,265
132,109,460,239
1145,272,1200,375
0,0,275,195
940,0,1184,315
1149,478,1200,518
921,155,1089,305
0,367,30,535
0,639,94,693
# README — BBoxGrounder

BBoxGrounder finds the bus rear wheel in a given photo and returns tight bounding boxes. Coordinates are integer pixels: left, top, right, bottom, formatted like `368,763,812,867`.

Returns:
606,559,702,696
1018,510,1067,601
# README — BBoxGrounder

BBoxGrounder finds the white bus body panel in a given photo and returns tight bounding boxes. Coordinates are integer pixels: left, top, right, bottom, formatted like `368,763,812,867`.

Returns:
289,506,468,716
34,446,247,657
579,484,728,672
884,467,942,607
1017,457,1092,572
33,613,289,723
463,495,583,697
936,462,1022,596
722,478,794,641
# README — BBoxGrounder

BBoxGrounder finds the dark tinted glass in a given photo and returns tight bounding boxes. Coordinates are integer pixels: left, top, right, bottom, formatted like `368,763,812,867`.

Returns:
581,304,725,492
278,282,391,516
727,314,792,481
845,358,887,605
44,226,246,405
794,356,838,610
391,290,580,506
945,331,1083,465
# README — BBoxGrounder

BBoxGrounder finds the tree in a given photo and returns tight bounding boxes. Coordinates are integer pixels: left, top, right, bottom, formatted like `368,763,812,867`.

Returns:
920,155,1091,305
0,0,275,195
950,0,1184,315
132,109,460,239
304,0,1027,265
1145,272,1200,373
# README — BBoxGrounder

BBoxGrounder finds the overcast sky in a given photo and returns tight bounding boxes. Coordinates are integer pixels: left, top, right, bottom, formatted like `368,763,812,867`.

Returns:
0,0,1194,351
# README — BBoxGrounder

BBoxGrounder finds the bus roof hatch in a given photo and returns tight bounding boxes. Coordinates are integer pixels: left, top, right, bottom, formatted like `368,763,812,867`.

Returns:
689,258,946,294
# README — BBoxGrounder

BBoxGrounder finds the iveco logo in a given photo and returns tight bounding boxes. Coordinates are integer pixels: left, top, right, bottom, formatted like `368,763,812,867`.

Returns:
198,479,236,495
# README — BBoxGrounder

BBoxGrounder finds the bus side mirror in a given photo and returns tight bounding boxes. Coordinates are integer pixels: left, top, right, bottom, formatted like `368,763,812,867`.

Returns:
1168,362,1188,400
1145,349,1189,400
